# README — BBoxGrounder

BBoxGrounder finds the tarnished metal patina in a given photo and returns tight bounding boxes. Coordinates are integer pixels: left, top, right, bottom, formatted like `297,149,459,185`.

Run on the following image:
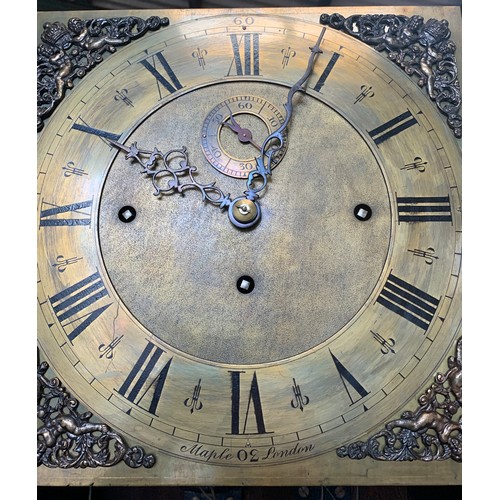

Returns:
37,15,169,131
320,12,462,138
37,7,462,486
37,361,156,469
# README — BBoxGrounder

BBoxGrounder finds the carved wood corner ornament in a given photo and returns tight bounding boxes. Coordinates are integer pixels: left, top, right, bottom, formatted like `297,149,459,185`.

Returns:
337,338,462,462
320,12,462,138
37,361,156,469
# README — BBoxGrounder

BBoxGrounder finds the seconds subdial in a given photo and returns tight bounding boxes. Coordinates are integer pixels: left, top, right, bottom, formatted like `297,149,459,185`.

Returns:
201,95,288,178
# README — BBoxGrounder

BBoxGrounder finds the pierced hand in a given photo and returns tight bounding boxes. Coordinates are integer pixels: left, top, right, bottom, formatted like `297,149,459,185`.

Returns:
109,27,326,231
245,27,326,195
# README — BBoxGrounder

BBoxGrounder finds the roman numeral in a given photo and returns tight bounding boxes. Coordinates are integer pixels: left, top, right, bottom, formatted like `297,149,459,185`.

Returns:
368,110,418,145
39,199,92,227
330,351,369,405
312,52,341,92
71,122,121,141
49,271,112,342
118,342,172,416
140,51,183,98
228,371,270,435
228,33,260,76
397,196,453,223
376,273,439,331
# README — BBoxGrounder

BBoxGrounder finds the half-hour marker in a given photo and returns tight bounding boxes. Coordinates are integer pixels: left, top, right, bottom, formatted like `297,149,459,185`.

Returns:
291,378,310,411
184,379,204,413
52,255,83,273
281,46,296,68
192,48,208,69
371,330,396,355
401,156,427,173
98,335,124,360
114,89,134,107
62,161,87,177
408,247,439,265
354,85,375,104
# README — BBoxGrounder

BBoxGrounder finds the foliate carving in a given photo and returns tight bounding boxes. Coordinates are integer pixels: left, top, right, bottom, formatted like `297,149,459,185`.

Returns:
337,338,462,462
320,13,462,138
37,361,156,469
37,15,169,131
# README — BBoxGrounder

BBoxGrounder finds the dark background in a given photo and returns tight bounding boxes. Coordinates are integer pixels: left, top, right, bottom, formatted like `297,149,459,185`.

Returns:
38,0,462,11
39,485,462,500
37,1,462,499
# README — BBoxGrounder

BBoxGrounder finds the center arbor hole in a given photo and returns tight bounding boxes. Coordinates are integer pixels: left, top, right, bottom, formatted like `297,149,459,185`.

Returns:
237,275,255,294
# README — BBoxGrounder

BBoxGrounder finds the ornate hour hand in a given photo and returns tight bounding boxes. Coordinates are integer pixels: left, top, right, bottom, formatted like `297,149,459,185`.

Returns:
110,138,263,229
109,139,233,210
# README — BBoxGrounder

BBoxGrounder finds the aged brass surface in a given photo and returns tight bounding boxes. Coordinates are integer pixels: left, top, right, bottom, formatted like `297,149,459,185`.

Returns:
37,6,461,486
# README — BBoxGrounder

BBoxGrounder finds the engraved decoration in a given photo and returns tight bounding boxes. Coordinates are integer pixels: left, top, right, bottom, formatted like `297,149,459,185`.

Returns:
337,338,462,462
320,13,462,138
37,361,156,469
37,15,169,131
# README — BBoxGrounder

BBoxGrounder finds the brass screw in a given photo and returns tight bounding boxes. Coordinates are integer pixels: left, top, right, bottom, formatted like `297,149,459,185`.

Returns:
232,198,257,223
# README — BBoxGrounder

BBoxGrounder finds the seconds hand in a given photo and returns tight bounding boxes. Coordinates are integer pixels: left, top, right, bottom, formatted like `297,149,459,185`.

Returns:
221,103,263,152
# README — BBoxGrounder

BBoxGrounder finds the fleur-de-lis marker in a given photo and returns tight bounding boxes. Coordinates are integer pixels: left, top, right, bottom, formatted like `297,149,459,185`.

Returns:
184,379,204,414
291,378,310,412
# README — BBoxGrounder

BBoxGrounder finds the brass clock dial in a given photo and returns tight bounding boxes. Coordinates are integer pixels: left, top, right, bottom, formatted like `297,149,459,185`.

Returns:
37,7,461,486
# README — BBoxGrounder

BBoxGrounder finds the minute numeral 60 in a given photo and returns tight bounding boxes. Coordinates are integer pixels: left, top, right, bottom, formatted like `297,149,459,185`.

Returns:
233,17,254,26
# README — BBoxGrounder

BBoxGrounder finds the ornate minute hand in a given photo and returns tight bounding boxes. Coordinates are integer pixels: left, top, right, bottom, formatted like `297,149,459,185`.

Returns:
271,27,327,146
232,27,326,227
109,28,326,230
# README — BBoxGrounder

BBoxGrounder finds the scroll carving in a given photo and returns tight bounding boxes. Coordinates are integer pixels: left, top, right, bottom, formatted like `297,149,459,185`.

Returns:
37,361,156,469
320,13,462,138
337,338,462,462
37,15,169,131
